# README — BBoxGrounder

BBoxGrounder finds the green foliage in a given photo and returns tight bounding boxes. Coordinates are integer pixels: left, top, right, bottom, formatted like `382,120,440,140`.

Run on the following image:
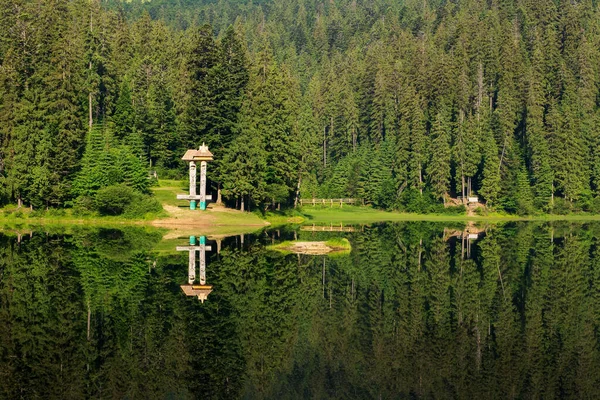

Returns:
4,222,600,397
92,184,162,217
2,0,600,216
94,185,137,215
71,125,150,199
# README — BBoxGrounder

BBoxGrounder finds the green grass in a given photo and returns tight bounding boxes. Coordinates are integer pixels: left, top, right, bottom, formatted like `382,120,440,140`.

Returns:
324,238,352,249
300,205,600,224
6,178,600,234
0,206,163,226
266,237,351,255
151,179,190,207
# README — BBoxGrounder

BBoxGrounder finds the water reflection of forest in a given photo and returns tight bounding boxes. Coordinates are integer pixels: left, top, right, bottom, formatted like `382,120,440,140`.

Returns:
1,222,600,399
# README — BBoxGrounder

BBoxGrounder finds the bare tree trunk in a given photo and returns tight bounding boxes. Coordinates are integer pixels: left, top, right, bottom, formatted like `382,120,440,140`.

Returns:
294,159,303,208
462,174,466,204
419,163,423,195
88,7,93,130
240,196,245,212
88,90,93,129
468,177,472,197
323,125,327,168
87,302,91,341
322,259,326,298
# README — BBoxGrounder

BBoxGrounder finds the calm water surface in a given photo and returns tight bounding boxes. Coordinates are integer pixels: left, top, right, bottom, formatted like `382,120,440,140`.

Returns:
1,222,600,399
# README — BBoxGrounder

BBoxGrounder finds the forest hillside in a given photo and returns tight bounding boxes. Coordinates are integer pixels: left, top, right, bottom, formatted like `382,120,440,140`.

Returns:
1,0,600,215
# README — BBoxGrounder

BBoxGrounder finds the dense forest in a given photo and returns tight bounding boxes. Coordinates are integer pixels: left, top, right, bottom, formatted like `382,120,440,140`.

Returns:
2,0,600,214
2,222,600,398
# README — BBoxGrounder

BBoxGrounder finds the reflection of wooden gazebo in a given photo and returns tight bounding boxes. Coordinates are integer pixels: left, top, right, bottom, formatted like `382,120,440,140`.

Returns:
177,236,213,302
180,284,213,303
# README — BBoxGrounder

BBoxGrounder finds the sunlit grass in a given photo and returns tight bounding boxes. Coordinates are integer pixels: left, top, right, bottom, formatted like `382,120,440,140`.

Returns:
300,205,600,224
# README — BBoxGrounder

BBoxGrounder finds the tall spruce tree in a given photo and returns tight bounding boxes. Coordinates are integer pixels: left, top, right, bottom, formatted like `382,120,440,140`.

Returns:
427,111,451,203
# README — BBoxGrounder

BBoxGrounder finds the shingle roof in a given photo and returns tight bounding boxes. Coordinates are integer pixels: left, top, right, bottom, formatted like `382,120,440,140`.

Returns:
182,143,214,161
180,284,213,302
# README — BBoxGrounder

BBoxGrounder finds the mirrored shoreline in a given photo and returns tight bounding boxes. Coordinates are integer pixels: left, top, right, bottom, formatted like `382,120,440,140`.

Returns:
1,221,599,399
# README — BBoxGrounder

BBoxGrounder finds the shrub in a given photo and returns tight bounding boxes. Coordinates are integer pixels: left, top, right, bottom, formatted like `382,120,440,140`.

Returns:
30,210,45,218
73,196,96,216
91,185,163,218
399,188,440,213
46,208,67,217
123,196,162,218
94,185,136,216
590,197,600,214
551,197,572,215
442,205,467,215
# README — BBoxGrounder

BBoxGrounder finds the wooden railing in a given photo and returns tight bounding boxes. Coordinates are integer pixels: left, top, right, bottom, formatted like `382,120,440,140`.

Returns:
300,198,361,207
301,224,356,232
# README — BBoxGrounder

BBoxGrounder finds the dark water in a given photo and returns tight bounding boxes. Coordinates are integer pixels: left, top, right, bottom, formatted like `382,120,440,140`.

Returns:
1,222,600,399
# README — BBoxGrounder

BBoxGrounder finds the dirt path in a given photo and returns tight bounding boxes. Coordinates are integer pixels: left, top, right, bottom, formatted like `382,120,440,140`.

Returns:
152,204,269,234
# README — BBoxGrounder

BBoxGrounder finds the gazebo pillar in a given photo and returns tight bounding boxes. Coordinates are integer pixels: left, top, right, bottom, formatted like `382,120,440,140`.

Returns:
177,143,214,210
189,161,197,210
199,161,207,211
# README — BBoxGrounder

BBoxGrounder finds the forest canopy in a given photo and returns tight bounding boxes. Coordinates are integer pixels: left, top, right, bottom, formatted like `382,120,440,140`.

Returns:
2,0,600,214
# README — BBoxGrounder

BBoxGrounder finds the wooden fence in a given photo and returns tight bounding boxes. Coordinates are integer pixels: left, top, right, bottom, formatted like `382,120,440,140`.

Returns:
301,224,356,232
299,198,361,207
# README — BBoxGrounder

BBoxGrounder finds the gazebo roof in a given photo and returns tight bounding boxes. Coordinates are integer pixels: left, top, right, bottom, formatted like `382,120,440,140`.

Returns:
180,284,213,302
182,143,214,161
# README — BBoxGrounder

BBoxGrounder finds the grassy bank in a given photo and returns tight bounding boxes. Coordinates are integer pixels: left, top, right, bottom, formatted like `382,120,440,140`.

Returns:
300,206,600,224
5,178,600,234
267,238,351,256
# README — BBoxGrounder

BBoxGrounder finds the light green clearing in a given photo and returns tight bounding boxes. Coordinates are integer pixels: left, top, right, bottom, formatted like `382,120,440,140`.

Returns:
267,238,351,256
301,206,600,224
152,180,190,207
4,179,600,234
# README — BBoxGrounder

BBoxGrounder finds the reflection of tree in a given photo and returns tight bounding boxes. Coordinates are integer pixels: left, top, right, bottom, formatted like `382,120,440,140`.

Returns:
3,222,600,398
0,234,87,398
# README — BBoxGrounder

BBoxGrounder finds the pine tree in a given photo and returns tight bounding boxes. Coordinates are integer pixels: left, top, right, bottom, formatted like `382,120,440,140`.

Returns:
146,75,176,168
112,79,134,141
427,111,451,202
182,24,219,147
479,112,502,207
551,74,588,202
514,166,534,215
526,34,553,211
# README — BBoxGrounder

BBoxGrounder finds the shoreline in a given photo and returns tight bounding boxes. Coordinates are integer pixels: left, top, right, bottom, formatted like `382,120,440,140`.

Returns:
3,206,600,230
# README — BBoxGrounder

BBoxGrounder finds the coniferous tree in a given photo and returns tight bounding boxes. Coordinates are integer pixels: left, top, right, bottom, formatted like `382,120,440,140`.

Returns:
427,111,451,203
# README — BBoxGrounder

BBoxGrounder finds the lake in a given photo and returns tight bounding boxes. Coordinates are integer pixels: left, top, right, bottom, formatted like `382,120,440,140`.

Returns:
1,221,599,399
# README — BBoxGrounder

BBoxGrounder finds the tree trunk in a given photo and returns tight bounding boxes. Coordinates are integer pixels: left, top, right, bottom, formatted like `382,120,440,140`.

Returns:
240,196,245,212
87,302,91,341
88,90,93,129
323,126,327,168
419,163,423,195
294,168,302,208
88,9,93,130
468,177,472,197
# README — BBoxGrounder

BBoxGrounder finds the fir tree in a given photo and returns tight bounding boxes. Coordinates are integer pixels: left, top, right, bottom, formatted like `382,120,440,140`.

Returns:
427,111,451,203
